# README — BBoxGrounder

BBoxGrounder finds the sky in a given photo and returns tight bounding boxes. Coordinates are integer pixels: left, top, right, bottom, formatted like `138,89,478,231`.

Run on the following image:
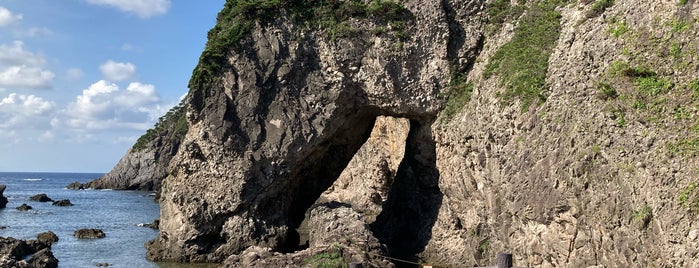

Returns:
0,0,225,173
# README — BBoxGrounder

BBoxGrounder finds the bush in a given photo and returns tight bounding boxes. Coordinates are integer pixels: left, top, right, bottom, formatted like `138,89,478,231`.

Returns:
586,0,614,18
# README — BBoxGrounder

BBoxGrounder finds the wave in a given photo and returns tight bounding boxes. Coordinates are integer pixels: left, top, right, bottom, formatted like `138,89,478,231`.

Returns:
23,178,43,181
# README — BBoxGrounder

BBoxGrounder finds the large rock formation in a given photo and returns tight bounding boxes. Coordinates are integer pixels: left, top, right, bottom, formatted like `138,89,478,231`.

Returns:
0,233,59,268
138,0,699,267
85,102,188,193
0,185,7,209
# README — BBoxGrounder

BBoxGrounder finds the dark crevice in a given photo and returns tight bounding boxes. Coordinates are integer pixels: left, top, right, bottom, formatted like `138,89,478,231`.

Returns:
370,119,442,267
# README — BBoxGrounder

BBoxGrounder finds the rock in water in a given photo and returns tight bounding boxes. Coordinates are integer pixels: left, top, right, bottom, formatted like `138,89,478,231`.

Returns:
28,248,58,268
65,182,84,190
37,231,59,246
52,199,73,206
0,234,59,267
30,194,53,202
0,185,7,209
16,204,32,211
74,229,105,239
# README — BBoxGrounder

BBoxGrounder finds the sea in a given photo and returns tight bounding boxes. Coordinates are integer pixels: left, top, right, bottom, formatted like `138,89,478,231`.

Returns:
0,172,209,268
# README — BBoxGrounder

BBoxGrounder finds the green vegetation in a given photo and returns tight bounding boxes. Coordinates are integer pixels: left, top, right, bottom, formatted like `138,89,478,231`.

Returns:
189,0,411,110
484,0,565,111
607,18,629,38
132,100,189,152
441,73,473,119
668,138,699,157
679,0,689,6
679,182,699,212
486,0,526,34
586,0,614,18
597,82,617,100
305,250,346,268
633,204,653,230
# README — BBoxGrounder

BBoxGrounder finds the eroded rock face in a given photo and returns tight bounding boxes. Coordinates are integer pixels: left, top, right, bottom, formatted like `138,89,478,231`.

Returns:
146,0,483,262
142,0,699,267
0,185,7,209
0,233,59,268
223,202,392,267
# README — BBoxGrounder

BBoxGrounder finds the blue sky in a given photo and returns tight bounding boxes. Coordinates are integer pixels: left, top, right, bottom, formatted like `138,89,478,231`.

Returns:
0,0,225,172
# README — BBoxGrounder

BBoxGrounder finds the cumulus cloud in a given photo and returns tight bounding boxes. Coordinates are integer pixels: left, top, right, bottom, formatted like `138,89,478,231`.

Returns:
0,93,55,129
0,41,54,89
0,66,55,89
99,60,136,81
0,7,22,27
85,0,170,18
0,41,47,67
60,80,163,130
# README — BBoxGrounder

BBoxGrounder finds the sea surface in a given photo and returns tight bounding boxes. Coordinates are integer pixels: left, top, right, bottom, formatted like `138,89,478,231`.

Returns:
0,172,165,267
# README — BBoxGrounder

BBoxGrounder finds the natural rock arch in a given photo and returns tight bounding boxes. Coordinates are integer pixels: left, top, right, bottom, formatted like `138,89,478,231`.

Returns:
146,0,480,263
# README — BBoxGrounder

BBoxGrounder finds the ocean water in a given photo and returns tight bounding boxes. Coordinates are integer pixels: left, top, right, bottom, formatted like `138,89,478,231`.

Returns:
0,172,163,268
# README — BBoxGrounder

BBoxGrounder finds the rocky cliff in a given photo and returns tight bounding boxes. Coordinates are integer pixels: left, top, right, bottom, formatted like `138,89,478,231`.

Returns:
85,102,187,193
139,0,699,267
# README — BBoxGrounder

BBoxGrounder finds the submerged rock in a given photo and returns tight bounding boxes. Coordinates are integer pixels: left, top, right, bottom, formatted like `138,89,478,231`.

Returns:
30,194,53,202
16,204,32,211
0,185,7,209
52,199,73,206
74,229,105,239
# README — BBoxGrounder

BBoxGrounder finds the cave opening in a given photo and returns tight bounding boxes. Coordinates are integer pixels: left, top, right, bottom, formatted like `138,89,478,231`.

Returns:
280,115,442,267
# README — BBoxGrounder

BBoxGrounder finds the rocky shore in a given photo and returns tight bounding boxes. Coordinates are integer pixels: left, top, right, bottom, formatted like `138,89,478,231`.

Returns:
0,232,59,268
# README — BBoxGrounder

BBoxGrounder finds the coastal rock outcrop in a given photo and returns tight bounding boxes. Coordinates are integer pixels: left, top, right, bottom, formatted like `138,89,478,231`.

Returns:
74,229,105,239
135,0,699,267
0,233,59,268
51,199,73,207
16,204,32,211
146,0,466,263
30,194,53,202
0,185,7,209
84,102,188,194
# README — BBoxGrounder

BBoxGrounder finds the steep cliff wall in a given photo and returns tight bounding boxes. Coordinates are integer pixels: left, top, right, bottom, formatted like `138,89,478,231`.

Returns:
141,0,699,267
86,103,187,193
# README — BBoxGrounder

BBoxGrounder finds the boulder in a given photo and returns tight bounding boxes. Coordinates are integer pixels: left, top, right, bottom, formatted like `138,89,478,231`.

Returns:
74,229,105,239
0,234,58,267
65,182,85,190
0,185,7,209
16,204,32,211
52,199,73,206
30,194,53,202
37,231,59,246
27,248,58,268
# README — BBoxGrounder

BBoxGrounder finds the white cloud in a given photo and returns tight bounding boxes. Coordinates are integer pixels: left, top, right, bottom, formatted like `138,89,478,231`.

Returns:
99,60,136,81
0,41,47,67
0,41,54,89
0,7,22,27
0,66,55,89
0,93,56,129
60,80,163,130
66,68,84,80
85,0,171,18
